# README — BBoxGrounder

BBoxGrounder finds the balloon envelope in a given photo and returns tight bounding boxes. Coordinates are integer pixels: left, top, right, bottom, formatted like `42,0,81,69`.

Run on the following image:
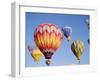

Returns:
86,19,90,29
31,49,44,63
85,19,90,44
28,45,33,52
62,27,72,41
71,40,84,61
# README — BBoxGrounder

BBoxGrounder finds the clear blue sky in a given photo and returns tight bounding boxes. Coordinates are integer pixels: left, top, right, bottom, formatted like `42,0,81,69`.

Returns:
25,12,90,67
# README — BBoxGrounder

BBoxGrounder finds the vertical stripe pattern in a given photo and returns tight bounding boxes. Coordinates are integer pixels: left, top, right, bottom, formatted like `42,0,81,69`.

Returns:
34,23,63,54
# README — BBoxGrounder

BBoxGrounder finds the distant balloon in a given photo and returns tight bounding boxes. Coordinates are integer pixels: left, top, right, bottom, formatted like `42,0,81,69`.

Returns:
28,45,33,53
31,49,44,63
71,40,84,64
62,27,72,41
85,19,90,29
34,23,63,66
28,45,43,63
85,19,90,44
88,39,90,44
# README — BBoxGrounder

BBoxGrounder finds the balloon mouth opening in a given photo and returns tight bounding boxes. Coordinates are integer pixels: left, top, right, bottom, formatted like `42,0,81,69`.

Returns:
77,59,80,64
77,58,80,60
43,52,53,59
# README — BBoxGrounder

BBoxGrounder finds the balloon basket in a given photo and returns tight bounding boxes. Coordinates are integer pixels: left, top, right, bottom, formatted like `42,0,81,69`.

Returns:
67,36,71,41
46,59,51,66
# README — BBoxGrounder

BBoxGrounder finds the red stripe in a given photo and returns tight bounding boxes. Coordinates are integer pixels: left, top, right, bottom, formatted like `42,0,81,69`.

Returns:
34,23,63,53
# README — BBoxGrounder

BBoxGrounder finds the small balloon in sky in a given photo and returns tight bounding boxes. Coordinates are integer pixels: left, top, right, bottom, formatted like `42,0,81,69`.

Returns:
85,19,90,44
62,26,72,41
31,49,44,63
28,44,33,53
71,40,84,64
28,44,43,63
85,19,90,29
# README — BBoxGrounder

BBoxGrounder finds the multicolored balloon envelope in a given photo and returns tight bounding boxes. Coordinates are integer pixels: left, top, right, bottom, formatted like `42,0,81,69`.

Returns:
71,40,84,64
31,49,44,63
62,26,72,41
34,23,63,66
28,45,43,63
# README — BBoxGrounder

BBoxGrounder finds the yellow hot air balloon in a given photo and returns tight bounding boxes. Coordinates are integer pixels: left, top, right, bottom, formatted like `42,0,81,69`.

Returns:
28,45,44,63
71,40,84,64
31,49,44,63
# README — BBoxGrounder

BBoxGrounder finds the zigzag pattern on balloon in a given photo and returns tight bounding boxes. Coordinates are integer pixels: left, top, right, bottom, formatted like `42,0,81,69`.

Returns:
34,23,63,53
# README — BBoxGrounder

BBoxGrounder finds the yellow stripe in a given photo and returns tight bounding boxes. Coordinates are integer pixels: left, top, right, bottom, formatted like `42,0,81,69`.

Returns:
46,32,49,48
52,32,56,49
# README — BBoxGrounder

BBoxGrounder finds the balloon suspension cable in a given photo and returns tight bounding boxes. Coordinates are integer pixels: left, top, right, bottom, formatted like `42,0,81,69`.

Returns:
34,44,38,50
78,60,80,64
34,60,38,64
36,62,39,64
46,59,51,66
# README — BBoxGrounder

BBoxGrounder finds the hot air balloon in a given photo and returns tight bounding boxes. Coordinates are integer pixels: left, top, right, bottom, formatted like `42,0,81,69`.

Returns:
85,19,90,29
71,40,84,64
85,19,90,44
34,23,63,66
28,45,33,53
62,26,72,41
31,49,44,63
28,45,43,63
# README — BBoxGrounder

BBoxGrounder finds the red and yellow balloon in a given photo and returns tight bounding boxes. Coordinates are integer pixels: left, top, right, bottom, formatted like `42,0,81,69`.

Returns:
34,23,63,66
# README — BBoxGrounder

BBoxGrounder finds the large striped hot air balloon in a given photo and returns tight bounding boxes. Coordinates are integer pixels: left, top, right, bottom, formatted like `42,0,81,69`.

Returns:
34,23,63,66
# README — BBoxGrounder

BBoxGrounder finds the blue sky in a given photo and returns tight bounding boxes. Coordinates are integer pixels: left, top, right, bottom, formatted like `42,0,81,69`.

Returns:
25,12,90,67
